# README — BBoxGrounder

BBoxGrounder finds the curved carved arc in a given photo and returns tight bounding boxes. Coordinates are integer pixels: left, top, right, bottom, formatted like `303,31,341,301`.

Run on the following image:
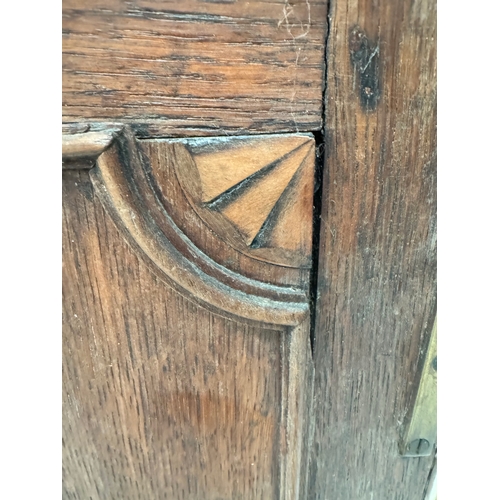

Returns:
142,141,309,291
126,136,308,303
87,128,309,327
173,134,316,269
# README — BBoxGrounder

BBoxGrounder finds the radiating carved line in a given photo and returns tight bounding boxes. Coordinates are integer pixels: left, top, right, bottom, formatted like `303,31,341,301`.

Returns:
217,142,313,246
186,135,312,203
171,133,316,269
205,155,285,211
250,145,315,253
63,127,309,326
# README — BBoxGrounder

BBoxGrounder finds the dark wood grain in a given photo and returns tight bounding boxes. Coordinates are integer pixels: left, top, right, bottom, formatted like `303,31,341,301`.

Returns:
307,0,437,498
62,0,328,137
62,0,438,496
63,168,313,499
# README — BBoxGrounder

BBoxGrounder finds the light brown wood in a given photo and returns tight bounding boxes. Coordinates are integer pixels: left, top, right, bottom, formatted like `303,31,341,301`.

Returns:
262,154,314,253
218,141,313,246
62,0,437,497
62,0,328,137
171,134,315,269
63,170,312,499
306,0,437,498
62,126,122,169
185,135,314,253
62,130,117,159
75,128,313,317
62,127,315,499
191,135,312,203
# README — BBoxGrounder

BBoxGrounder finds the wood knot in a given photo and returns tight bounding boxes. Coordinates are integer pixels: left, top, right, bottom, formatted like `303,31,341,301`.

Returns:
348,25,381,111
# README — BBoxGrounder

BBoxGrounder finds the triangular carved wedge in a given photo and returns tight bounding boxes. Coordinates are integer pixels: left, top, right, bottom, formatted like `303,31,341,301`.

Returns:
63,127,311,325
188,135,312,203
251,145,315,254
173,134,316,269
215,141,313,246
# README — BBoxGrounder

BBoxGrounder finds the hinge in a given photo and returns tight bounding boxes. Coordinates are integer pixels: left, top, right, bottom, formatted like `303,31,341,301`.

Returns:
400,318,437,457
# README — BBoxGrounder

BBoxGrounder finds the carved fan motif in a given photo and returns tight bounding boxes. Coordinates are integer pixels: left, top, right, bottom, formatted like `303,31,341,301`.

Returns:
175,134,315,267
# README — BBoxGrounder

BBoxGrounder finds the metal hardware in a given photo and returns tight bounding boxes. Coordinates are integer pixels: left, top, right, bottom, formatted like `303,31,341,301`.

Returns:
400,318,437,457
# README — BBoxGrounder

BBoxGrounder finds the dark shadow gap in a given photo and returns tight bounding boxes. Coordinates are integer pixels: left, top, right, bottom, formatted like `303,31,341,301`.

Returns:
309,130,325,357
308,0,332,358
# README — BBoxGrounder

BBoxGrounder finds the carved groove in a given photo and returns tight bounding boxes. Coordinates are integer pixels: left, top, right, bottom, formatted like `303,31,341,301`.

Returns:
173,134,315,268
62,126,315,499
190,135,312,203
63,127,311,326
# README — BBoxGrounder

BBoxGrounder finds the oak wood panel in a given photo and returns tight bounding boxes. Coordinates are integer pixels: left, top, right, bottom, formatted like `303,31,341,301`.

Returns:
307,0,437,498
63,165,312,499
160,134,315,269
62,0,328,137
63,168,313,499
84,129,311,319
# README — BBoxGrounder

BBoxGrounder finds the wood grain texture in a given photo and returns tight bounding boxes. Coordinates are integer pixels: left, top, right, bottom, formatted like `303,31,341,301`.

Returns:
142,138,311,289
63,169,313,500
62,0,328,137
307,0,437,498
62,126,122,169
62,130,117,159
169,134,315,267
216,142,311,245
81,128,313,325
187,135,312,203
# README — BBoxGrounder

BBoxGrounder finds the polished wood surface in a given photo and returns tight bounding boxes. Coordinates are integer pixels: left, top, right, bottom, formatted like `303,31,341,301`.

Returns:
306,0,437,498
62,0,328,137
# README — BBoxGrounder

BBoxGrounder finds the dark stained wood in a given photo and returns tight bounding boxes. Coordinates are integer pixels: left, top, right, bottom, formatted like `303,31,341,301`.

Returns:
63,169,313,500
307,0,437,498
62,0,328,137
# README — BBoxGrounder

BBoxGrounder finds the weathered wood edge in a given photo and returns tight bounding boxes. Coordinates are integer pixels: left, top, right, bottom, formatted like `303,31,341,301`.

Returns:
62,130,117,159
62,125,123,169
281,320,315,500
306,0,437,495
63,126,309,327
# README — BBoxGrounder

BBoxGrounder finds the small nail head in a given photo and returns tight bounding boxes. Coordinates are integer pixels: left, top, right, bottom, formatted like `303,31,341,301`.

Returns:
407,438,430,455
431,356,437,371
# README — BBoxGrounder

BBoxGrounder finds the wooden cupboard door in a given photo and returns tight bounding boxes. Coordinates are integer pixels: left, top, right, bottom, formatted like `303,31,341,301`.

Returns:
62,131,317,500
62,0,436,499
62,1,328,496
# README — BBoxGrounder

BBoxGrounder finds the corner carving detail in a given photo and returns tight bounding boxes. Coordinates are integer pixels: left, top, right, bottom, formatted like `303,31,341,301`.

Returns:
172,135,315,268
62,126,315,325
